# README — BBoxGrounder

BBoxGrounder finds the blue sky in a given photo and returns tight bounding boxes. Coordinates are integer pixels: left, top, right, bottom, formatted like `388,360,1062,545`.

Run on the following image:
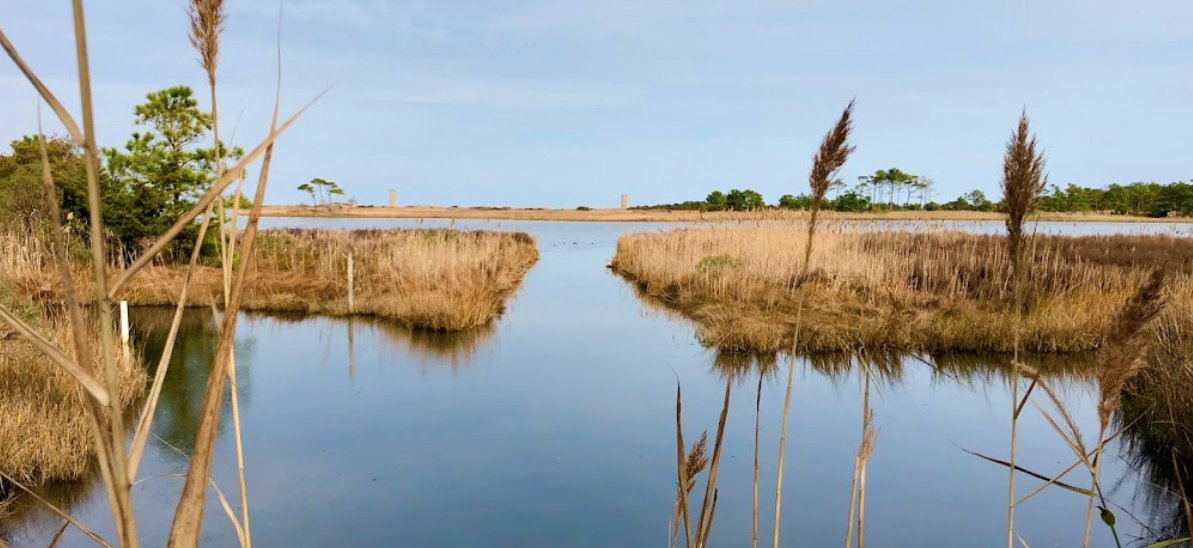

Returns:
2,1,1190,207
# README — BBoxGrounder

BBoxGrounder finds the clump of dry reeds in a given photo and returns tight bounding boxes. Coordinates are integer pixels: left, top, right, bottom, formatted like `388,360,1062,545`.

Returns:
142,228,537,330
1,228,539,332
0,310,145,486
612,227,1193,354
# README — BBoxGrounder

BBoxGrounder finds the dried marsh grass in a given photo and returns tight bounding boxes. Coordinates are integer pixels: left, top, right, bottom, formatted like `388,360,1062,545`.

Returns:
3,228,538,331
612,224,1193,354
0,315,145,486
124,226,532,329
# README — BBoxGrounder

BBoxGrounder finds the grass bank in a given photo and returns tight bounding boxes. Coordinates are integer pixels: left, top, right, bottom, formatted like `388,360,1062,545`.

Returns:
127,228,540,330
0,287,146,497
254,204,1193,224
612,224,1193,353
6,228,539,332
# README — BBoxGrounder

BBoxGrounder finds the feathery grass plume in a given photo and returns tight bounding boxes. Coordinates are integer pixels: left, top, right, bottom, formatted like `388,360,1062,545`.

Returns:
1001,110,1047,276
673,431,709,542
188,0,225,85
1083,268,1169,547
1096,269,1169,425
1001,109,1045,548
803,100,856,270
773,100,856,548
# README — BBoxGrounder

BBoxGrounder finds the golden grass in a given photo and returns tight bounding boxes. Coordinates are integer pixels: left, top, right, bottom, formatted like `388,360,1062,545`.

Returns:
4,228,538,332
0,313,145,487
254,204,1193,224
612,223,1193,353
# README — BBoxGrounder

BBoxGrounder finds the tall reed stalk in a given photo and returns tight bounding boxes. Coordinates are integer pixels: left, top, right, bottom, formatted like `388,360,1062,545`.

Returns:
771,100,855,548
189,1,253,545
0,2,317,545
1000,111,1046,547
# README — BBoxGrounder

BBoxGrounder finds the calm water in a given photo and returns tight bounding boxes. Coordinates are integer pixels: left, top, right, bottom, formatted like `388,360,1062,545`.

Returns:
3,219,1191,547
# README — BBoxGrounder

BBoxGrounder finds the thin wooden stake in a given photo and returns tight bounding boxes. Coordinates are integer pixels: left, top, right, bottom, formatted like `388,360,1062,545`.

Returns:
347,252,355,314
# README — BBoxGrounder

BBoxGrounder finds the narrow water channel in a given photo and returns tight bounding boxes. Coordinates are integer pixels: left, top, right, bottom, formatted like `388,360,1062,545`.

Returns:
3,219,1188,546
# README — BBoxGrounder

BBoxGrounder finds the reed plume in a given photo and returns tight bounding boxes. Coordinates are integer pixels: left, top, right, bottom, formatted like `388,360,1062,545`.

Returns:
673,432,710,545
187,0,225,86
1083,269,1169,547
1096,269,1169,425
772,100,856,548
803,100,856,269
1001,110,1047,274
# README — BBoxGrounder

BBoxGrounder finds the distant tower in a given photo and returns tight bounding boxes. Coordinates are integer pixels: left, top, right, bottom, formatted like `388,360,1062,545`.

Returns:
620,194,629,210
389,188,397,208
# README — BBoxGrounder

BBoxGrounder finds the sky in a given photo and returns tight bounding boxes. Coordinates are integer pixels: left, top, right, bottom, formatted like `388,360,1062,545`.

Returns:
2,0,1191,208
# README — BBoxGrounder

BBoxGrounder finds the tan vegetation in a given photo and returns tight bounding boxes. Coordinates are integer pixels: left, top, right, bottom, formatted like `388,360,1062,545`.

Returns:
3,228,538,332
612,223,1193,354
0,305,146,487
254,204,1193,224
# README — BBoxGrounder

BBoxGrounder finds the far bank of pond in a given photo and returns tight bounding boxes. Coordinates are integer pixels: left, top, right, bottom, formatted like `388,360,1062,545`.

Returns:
612,225,1193,353
1,218,1190,547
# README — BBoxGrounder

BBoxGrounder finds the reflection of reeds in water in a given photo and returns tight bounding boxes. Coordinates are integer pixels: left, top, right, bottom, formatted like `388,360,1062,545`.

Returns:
248,310,497,375
845,364,878,548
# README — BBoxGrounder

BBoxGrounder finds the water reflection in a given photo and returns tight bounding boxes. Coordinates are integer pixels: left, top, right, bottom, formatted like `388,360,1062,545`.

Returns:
708,348,1097,386
1118,388,1193,540
246,311,497,375
130,307,255,457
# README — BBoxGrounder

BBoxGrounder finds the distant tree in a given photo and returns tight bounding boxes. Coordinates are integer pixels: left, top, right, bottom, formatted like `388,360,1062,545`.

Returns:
706,190,727,210
0,135,106,231
858,167,918,209
102,85,238,256
828,191,871,212
297,182,316,205
777,193,808,210
302,178,346,206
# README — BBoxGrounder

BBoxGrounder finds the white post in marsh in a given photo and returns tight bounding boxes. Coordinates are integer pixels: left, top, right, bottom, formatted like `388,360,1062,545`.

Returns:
347,252,355,314
119,300,130,368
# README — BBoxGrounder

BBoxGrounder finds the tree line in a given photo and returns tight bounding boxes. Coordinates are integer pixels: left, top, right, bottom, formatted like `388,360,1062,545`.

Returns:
0,85,346,260
632,168,1192,217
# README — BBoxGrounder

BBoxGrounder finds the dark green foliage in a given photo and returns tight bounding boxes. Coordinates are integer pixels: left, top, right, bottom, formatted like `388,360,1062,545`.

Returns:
632,188,766,212
0,135,106,233
102,86,218,255
725,189,765,211
299,177,346,206
1038,181,1193,217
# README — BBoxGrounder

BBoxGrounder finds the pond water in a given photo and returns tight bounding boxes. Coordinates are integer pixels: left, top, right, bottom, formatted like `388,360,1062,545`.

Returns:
3,219,1191,547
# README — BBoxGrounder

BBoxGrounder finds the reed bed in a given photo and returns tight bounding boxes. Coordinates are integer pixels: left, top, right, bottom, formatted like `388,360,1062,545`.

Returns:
612,223,1193,354
3,228,539,331
0,310,145,487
